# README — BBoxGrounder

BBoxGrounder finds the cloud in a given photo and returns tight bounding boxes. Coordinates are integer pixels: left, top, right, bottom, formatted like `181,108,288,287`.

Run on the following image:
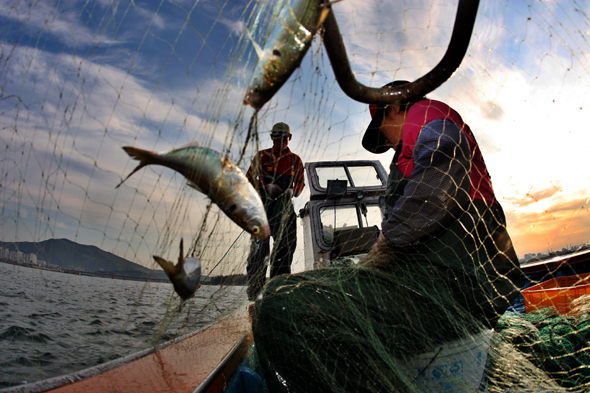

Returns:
0,37,255,266
220,17,245,37
481,100,505,121
508,197,590,255
0,1,118,47
134,4,166,30
505,183,563,207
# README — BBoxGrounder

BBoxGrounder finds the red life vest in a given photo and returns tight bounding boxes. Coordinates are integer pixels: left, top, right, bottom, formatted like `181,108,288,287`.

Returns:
261,148,295,192
397,100,498,207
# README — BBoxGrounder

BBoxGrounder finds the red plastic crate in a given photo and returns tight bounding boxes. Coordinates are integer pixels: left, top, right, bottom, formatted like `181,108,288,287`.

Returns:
522,272,590,314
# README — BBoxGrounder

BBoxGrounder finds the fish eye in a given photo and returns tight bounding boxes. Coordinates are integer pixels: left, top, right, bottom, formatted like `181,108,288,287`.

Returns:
252,226,260,234
272,49,281,57
229,204,237,212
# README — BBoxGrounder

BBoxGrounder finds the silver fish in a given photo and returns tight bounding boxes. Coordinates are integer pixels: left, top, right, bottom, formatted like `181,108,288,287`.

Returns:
153,239,201,301
243,0,335,110
117,143,270,240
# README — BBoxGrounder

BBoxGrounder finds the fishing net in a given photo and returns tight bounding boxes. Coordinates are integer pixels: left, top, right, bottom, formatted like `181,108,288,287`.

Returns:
493,299,590,391
1,0,590,392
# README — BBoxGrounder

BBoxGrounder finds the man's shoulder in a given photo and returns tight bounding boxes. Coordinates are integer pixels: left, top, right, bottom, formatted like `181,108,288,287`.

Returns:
410,100,462,122
405,100,464,137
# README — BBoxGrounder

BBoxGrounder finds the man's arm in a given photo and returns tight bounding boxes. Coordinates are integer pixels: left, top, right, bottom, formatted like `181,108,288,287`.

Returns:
381,119,471,248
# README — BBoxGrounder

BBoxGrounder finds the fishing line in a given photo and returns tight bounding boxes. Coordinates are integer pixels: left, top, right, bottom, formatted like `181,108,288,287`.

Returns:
237,113,258,167
189,200,214,259
207,231,246,277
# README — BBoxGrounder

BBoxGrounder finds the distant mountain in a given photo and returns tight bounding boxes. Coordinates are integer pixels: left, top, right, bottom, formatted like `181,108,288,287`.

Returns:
0,238,168,280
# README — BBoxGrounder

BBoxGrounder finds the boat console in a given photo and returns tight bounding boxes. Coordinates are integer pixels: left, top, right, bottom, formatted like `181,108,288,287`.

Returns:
299,160,388,270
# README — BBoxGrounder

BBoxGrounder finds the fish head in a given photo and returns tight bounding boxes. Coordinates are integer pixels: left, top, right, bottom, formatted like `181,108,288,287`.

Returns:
228,197,271,240
218,173,271,239
246,214,271,240
231,199,271,240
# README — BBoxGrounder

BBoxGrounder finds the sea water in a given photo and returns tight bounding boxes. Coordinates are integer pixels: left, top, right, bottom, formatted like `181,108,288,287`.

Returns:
0,263,246,388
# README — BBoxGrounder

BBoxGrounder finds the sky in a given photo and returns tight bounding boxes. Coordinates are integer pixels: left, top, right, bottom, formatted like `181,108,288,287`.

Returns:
0,0,589,274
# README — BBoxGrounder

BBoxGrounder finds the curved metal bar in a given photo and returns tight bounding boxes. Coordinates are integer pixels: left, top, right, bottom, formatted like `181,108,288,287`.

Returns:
322,0,480,105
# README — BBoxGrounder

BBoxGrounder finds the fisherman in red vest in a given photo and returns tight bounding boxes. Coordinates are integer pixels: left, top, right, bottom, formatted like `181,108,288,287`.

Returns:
359,80,522,325
245,122,305,301
250,84,524,392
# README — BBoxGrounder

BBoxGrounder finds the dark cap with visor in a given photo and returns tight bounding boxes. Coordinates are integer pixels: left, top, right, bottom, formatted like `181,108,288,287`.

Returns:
362,81,410,154
270,122,291,138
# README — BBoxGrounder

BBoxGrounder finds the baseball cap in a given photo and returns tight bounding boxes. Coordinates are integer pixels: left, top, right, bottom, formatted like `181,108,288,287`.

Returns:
362,81,410,154
270,122,291,138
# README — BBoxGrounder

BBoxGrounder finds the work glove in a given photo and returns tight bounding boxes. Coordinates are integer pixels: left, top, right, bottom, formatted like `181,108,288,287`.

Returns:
266,184,283,198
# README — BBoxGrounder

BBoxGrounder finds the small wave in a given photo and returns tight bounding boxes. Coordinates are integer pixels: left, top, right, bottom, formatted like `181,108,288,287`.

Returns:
86,330,104,336
0,326,53,344
3,291,29,299
36,352,58,365
11,352,59,367
28,312,62,319
0,380,24,389
10,356,36,367
89,319,102,326
56,340,72,349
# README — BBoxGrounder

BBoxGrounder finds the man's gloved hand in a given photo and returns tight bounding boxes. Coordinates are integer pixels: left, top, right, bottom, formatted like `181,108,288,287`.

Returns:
285,188,294,199
266,184,283,198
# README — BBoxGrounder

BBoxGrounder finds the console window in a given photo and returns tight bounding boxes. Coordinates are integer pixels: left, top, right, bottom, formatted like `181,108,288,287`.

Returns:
316,166,349,188
348,166,383,187
319,205,359,244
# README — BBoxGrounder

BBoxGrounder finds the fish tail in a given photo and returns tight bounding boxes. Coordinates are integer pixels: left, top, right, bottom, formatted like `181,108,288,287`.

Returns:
245,28,263,59
152,239,185,276
177,238,185,270
153,236,184,278
116,146,158,188
153,255,181,277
